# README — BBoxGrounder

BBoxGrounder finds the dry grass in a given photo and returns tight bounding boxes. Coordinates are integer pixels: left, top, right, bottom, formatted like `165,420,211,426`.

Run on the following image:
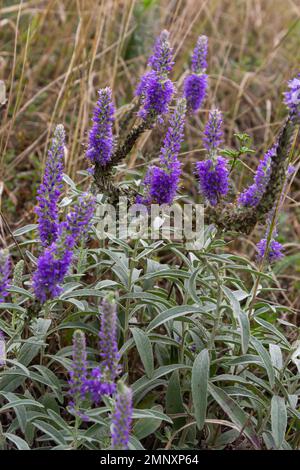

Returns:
1,0,300,311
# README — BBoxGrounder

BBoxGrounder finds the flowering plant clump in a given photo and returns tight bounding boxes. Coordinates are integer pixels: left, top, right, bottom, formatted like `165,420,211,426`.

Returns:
0,26,299,454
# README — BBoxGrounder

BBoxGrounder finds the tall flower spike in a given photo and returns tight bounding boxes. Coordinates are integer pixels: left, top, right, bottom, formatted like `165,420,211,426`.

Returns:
238,146,276,207
84,295,120,404
136,30,175,121
138,98,186,205
111,383,133,450
203,108,223,154
283,73,300,122
69,330,88,408
99,296,120,382
195,108,228,206
184,35,208,113
86,87,115,166
0,250,10,303
32,193,96,303
35,124,65,246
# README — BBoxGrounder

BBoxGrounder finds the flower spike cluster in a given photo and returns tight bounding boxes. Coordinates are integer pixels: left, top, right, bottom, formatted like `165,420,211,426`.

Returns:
33,193,96,303
0,250,10,303
196,108,229,206
111,383,133,450
86,87,115,166
138,98,186,205
184,35,208,113
136,30,175,121
35,124,65,246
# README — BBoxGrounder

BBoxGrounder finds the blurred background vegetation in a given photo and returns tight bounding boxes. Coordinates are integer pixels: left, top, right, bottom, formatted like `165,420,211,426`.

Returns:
0,0,300,317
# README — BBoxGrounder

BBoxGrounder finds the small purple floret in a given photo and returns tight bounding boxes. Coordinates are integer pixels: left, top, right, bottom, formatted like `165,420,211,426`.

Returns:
256,238,284,264
283,73,300,121
195,156,229,206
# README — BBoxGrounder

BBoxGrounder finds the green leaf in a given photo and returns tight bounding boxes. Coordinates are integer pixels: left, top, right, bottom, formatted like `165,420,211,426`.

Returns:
192,349,210,430
271,395,287,449
146,305,204,332
131,328,154,378
4,433,30,450
13,224,38,237
251,337,275,388
269,344,283,377
132,364,191,396
166,371,185,430
132,408,172,423
222,286,250,353
0,397,44,412
208,383,260,449
133,406,166,440
32,420,67,445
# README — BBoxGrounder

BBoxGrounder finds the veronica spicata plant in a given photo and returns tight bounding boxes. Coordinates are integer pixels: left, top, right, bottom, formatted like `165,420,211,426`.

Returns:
0,29,299,453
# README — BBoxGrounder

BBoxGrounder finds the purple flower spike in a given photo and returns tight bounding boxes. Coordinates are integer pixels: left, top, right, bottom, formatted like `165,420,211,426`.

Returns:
136,70,175,121
184,73,208,113
32,239,73,303
33,193,95,303
238,146,276,207
0,250,10,303
283,73,300,121
256,238,284,264
195,156,229,206
138,98,186,205
184,35,208,113
148,30,174,77
136,31,175,121
191,35,208,74
86,87,115,166
99,297,120,383
65,193,96,242
203,108,223,153
69,330,88,403
35,124,65,247
111,383,133,450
